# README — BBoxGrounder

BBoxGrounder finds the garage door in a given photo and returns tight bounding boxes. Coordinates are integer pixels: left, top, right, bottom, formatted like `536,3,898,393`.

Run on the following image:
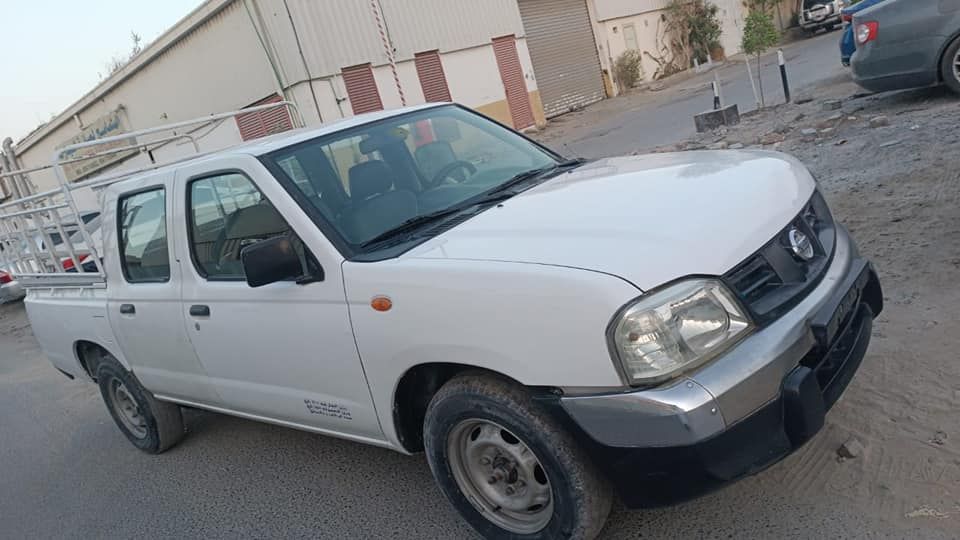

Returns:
518,0,605,118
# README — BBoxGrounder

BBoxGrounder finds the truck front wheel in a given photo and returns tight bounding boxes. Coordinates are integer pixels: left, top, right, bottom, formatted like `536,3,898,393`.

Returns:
423,373,612,540
96,358,184,454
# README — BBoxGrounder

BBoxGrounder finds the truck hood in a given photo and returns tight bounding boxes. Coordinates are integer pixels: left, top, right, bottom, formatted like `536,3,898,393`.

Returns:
407,151,817,291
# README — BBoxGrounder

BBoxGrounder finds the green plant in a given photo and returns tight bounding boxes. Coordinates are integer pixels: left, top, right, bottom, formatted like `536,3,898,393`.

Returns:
741,3,779,106
613,50,644,89
665,0,724,65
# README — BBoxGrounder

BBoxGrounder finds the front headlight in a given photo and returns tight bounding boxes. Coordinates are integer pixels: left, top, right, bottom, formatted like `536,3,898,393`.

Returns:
609,279,753,385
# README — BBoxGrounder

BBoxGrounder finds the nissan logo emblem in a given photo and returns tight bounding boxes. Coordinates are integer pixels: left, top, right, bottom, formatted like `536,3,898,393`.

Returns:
788,228,815,261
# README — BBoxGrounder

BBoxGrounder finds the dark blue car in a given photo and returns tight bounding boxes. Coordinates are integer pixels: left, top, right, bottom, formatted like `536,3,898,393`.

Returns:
840,0,887,65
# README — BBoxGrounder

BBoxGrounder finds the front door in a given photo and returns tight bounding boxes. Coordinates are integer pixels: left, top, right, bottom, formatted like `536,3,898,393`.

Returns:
172,156,383,442
106,172,219,403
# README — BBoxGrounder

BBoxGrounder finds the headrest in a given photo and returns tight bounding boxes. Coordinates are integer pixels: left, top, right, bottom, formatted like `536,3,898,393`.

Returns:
349,160,395,201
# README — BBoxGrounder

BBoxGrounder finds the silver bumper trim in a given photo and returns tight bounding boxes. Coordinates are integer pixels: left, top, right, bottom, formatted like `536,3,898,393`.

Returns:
560,226,859,448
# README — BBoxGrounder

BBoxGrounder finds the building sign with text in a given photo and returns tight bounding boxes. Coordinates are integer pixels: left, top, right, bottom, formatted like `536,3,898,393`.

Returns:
59,108,138,181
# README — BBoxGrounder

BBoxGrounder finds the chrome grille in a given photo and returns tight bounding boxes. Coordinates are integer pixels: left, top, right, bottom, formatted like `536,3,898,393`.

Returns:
723,191,836,326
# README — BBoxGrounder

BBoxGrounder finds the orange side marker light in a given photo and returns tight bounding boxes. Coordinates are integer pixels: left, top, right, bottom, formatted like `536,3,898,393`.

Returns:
371,296,393,312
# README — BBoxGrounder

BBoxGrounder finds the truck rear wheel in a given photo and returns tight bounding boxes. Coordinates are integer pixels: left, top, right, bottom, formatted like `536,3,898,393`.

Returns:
96,358,184,454
423,373,612,540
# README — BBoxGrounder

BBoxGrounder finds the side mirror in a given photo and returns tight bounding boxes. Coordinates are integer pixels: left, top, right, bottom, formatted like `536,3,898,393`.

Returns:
240,236,306,288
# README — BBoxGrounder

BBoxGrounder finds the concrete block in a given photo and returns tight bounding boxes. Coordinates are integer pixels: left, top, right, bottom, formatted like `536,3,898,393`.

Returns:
694,104,740,133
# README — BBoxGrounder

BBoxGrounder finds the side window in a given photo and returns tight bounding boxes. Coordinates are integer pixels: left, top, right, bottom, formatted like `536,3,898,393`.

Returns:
188,172,310,280
118,188,170,283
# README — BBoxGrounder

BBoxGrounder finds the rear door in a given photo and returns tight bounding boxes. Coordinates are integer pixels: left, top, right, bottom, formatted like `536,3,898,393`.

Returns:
106,172,219,403
172,154,383,443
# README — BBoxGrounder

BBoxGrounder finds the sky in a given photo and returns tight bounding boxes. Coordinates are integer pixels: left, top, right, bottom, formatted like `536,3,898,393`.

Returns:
0,0,205,142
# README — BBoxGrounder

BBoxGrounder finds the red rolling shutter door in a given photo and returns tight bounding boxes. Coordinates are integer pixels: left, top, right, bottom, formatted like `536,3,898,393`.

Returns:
236,94,293,141
491,36,535,129
414,50,452,103
342,63,384,115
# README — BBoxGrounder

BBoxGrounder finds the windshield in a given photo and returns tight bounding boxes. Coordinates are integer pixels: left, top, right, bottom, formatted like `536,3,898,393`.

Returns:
262,105,560,253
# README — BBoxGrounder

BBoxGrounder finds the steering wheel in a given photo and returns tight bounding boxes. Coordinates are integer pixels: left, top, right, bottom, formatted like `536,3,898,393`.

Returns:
424,160,478,189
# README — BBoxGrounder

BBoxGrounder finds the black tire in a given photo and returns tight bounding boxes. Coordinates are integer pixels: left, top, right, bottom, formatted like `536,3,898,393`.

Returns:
941,37,960,95
96,357,184,454
423,373,612,540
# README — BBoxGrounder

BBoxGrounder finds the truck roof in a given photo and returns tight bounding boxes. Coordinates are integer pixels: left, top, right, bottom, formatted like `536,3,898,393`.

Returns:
107,102,448,189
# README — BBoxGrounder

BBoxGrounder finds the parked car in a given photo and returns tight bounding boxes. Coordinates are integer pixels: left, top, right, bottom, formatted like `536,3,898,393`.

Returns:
15,211,101,273
0,269,25,303
840,0,887,66
800,0,845,35
851,0,960,93
17,103,883,540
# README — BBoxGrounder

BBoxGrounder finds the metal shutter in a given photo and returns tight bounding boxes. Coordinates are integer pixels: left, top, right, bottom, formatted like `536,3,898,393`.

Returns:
492,36,536,130
518,0,605,118
342,63,384,115
414,50,452,103
236,94,293,141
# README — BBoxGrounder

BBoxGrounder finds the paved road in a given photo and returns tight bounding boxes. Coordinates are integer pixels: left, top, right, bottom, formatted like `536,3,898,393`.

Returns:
543,30,851,158
1,301,950,539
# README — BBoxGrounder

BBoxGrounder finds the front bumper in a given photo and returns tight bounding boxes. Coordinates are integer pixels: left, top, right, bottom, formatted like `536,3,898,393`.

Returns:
800,13,841,30
554,227,882,507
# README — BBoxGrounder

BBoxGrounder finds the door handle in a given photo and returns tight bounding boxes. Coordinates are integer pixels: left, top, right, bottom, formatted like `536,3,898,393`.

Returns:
119,304,135,315
189,305,211,317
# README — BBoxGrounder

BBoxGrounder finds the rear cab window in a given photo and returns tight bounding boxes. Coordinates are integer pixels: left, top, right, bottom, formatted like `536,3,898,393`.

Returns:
118,188,170,283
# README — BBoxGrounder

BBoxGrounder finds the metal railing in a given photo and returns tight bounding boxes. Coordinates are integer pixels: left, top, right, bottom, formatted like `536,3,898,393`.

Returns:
0,100,303,288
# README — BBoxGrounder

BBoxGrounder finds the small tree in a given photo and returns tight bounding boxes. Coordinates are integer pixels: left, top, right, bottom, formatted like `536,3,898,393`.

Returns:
665,0,724,67
613,50,644,90
741,4,779,106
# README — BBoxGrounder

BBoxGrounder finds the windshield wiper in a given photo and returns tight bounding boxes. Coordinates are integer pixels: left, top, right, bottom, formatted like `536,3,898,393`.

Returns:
359,159,587,250
360,206,469,248
483,158,587,198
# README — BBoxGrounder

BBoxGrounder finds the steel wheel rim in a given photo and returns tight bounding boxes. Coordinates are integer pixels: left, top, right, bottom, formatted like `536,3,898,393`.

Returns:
953,50,960,84
447,419,553,534
109,380,147,438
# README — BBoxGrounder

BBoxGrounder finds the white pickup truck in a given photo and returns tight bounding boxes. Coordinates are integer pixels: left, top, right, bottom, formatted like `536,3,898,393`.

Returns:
4,103,882,540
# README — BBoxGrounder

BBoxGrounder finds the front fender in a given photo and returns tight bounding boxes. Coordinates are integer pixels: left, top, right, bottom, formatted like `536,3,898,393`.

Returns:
343,258,639,448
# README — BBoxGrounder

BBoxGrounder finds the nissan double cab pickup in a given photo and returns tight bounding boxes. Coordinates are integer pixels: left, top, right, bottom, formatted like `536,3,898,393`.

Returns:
26,104,882,539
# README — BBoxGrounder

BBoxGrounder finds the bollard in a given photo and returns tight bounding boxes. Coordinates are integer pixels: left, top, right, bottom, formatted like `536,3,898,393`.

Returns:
778,49,791,103
711,81,721,110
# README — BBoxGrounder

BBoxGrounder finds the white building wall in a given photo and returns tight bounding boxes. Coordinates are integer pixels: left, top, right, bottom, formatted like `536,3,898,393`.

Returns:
442,45,509,107
599,12,669,84
593,0,671,21
514,38,540,94
255,0,526,82
714,0,747,58
592,0,748,91
379,0,525,60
